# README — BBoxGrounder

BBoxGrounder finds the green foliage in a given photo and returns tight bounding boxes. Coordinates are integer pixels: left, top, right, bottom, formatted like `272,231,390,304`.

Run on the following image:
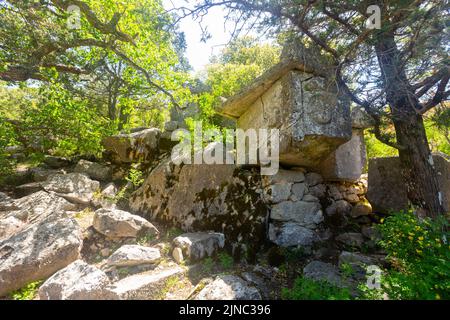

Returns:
371,211,450,300
340,263,355,279
281,276,352,300
126,168,145,188
193,36,280,128
365,116,450,161
137,233,157,246
10,281,43,300
0,117,17,178
365,131,399,159
426,108,450,155
218,253,234,270
21,83,115,157
165,227,184,240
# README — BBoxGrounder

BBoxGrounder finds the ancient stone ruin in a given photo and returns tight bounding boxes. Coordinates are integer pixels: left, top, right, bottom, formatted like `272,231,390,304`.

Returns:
1,41,449,300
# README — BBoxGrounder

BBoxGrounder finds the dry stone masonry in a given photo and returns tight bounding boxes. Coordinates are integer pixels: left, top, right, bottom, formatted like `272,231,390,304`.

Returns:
0,39,448,301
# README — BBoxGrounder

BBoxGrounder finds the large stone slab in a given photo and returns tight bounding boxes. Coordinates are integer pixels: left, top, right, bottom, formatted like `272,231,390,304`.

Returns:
108,266,184,300
268,222,319,247
320,129,367,182
173,232,225,262
367,154,450,213
93,208,159,239
130,161,269,258
6,191,76,226
42,173,100,205
102,128,161,164
217,42,351,168
270,200,323,228
106,245,161,267
195,275,261,300
38,260,116,300
74,159,112,181
0,218,82,297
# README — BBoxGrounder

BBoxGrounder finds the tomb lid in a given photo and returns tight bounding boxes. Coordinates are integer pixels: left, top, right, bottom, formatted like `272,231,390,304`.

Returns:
216,59,314,119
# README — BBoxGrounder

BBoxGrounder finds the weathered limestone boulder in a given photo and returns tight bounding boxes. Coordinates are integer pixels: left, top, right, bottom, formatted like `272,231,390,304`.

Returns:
102,128,161,164
173,232,225,262
92,208,159,239
303,261,343,287
106,245,161,267
367,154,450,213
0,218,82,297
195,275,261,300
74,159,112,181
108,266,184,300
320,129,367,182
42,173,100,204
217,43,351,168
130,161,268,258
38,260,116,300
0,217,25,240
4,191,76,229
268,222,318,247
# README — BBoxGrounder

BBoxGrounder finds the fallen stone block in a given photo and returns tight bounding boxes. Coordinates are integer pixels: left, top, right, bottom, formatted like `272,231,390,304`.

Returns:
195,275,261,300
106,245,161,267
173,232,225,262
93,208,159,239
0,218,82,297
74,159,112,181
108,266,184,300
38,260,117,300
42,173,100,205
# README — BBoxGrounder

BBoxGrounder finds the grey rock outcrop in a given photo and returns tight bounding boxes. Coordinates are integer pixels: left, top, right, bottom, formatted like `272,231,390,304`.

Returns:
42,173,100,204
38,260,116,300
173,232,225,262
92,208,159,239
106,245,161,267
74,159,112,181
0,218,82,297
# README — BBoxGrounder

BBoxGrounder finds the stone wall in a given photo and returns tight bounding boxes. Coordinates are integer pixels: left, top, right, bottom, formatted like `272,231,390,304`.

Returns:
367,153,450,213
129,156,376,261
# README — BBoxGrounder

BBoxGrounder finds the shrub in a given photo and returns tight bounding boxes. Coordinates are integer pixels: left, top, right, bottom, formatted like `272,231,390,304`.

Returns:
282,276,352,300
218,252,234,270
10,281,43,300
370,211,450,300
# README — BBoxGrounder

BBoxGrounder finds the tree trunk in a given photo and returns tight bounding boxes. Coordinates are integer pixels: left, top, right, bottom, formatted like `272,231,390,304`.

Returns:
375,33,444,217
392,111,444,217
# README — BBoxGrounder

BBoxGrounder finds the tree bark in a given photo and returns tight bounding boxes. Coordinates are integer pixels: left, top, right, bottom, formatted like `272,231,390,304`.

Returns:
375,32,444,217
